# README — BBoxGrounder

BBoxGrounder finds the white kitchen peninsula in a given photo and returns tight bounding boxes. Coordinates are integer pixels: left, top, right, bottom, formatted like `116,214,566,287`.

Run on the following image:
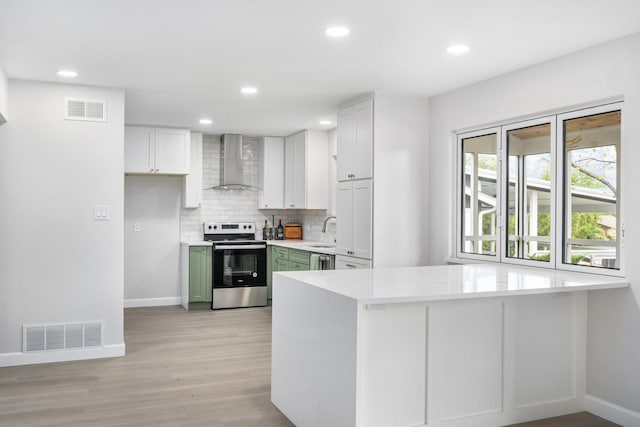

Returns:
271,264,628,427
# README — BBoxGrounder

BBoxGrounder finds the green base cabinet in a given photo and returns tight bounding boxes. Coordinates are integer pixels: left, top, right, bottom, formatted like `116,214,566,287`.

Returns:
269,246,311,303
188,246,212,309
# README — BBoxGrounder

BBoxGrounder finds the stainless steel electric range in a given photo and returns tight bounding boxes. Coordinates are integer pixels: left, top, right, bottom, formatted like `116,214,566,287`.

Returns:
203,222,268,309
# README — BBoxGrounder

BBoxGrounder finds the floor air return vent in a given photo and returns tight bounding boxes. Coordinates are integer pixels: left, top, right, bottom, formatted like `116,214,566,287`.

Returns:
23,321,103,352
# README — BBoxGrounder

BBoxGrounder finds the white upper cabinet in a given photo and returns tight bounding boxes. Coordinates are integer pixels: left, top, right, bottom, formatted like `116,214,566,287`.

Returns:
183,131,203,208
284,130,328,209
336,179,372,259
125,126,190,175
258,136,285,209
337,97,373,181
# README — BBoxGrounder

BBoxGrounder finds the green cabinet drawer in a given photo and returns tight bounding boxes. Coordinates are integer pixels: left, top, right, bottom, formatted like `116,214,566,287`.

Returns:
288,248,310,264
289,261,310,271
273,246,289,259
188,246,212,304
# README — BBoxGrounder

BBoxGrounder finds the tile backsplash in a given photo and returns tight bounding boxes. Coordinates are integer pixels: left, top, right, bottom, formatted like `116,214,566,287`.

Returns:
180,135,336,243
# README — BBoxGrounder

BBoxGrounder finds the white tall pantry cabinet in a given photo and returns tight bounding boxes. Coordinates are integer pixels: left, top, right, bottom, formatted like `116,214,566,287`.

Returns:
336,93,429,268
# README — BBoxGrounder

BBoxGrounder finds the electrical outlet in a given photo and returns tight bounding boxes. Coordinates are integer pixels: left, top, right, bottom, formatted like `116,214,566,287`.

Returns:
134,223,141,232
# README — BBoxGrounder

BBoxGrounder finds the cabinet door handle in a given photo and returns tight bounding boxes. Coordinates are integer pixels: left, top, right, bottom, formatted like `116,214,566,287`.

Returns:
149,168,154,172
346,264,356,268
289,204,295,207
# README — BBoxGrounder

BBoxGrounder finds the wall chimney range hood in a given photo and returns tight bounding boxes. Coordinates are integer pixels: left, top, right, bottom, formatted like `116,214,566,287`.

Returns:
209,134,253,190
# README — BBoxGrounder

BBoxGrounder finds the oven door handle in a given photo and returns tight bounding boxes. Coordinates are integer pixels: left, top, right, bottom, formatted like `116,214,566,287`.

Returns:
213,244,266,250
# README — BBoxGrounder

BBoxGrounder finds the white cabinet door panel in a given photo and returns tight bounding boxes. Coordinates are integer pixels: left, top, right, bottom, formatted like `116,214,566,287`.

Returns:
154,128,190,174
352,179,373,259
337,98,373,181
124,126,154,173
337,107,354,181
336,179,372,259
336,181,353,256
352,98,373,180
284,131,328,209
293,132,306,208
258,136,285,209
284,134,297,208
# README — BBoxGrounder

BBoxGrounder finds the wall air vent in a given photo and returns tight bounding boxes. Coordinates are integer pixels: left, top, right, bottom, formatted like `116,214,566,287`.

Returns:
23,321,104,352
65,98,107,122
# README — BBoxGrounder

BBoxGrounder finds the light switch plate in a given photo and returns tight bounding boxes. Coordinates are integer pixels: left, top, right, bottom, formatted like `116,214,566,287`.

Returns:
94,205,110,220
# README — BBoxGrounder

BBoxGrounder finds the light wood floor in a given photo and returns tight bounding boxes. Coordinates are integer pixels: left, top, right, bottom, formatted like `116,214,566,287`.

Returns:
0,305,621,427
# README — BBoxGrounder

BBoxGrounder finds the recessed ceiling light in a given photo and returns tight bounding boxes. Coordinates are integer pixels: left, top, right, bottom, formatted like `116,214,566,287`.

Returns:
57,69,78,77
325,26,350,37
241,87,258,95
447,44,470,55
199,118,212,125
319,120,332,125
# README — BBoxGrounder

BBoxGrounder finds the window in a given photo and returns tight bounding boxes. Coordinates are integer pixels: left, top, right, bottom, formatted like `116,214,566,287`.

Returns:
504,119,554,264
561,109,620,269
460,130,498,256
457,103,622,273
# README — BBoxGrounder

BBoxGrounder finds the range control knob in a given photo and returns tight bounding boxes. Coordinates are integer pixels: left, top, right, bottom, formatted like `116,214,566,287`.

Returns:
248,225,252,229
213,225,217,230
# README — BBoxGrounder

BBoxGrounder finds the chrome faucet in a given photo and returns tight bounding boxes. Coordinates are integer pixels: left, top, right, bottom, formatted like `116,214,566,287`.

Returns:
322,216,336,233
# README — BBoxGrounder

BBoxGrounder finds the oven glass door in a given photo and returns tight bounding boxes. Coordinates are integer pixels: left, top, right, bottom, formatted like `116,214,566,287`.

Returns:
213,246,266,288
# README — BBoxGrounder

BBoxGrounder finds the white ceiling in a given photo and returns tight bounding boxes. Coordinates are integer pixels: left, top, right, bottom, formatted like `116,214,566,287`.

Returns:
1,0,639,137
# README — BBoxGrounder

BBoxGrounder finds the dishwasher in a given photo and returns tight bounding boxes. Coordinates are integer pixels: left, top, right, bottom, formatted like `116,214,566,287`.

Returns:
310,253,335,270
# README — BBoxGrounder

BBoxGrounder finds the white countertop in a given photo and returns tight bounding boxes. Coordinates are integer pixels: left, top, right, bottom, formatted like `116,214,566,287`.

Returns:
182,240,213,246
268,240,336,255
275,263,628,304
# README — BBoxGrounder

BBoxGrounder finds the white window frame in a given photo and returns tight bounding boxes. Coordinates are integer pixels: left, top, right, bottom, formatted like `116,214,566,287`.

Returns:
456,127,502,263
554,103,624,276
500,116,557,269
455,102,624,277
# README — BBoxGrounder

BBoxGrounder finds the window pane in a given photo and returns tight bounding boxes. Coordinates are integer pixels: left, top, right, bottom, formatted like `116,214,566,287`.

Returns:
563,110,620,269
506,123,551,262
461,133,497,256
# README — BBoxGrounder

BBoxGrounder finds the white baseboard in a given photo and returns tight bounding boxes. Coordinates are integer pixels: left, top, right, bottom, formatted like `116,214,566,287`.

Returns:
0,343,125,367
124,297,182,308
586,394,640,426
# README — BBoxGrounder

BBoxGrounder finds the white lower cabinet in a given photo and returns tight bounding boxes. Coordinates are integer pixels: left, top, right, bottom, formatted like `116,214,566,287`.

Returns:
336,179,372,259
335,255,371,269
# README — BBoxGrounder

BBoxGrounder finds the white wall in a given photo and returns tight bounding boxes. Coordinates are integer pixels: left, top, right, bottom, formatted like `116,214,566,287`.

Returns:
0,80,125,364
428,33,640,421
124,175,182,306
0,65,8,123
373,93,430,267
